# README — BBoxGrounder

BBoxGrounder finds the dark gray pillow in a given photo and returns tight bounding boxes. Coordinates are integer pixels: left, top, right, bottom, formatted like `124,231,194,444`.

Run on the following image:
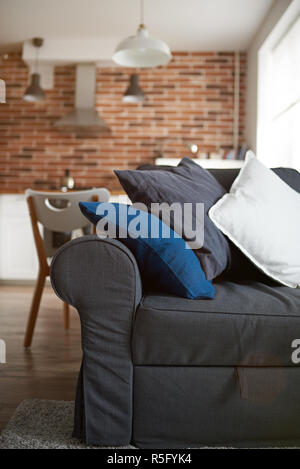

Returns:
115,157,231,280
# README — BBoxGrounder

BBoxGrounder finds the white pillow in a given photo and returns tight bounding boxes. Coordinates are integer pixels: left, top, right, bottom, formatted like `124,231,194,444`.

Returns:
209,151,300,288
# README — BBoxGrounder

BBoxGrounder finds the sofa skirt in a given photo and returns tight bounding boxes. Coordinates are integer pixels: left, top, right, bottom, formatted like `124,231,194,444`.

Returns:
132,366,300,448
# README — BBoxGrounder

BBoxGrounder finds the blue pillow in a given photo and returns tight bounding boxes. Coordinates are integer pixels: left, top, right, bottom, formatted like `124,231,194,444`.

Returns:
79,202,215,300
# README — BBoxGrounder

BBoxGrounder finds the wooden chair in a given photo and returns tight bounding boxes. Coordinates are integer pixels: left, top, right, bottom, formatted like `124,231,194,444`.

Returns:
24,188,110,347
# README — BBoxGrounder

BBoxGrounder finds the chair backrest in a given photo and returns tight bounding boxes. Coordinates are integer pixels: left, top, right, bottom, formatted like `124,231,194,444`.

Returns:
25,188,110,232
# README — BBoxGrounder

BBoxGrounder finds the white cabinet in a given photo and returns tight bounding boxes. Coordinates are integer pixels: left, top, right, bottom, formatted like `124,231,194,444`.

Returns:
0,193,130,282
0,195,38,282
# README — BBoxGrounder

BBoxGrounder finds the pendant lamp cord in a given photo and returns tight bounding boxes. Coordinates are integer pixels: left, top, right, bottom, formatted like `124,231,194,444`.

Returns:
35,46,39,74
32,38,43,74
140,0,144,27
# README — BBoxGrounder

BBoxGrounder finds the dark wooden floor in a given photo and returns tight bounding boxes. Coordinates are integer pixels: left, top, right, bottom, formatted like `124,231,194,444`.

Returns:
0,285,82,432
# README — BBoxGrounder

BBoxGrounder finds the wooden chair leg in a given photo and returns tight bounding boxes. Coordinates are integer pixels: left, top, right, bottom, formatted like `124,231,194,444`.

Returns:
63,302,70,330
24,269,46,348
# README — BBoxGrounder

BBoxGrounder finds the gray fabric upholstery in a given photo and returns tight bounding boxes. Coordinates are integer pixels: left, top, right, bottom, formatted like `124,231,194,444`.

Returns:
210,166,300,193
133,281,300,366
49,166,300,447
133,366,300,448
50,235,142,446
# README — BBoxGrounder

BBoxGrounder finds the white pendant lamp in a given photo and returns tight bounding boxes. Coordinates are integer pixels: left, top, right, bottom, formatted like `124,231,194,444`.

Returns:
113,0,172,68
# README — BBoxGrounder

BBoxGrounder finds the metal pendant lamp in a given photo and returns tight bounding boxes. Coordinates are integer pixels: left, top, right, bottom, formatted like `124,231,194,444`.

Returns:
113,0,172,68
23,38,45,102
123,74,145,103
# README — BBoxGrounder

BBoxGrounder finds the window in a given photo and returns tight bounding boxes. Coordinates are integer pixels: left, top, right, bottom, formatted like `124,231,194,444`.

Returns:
258,13,300,170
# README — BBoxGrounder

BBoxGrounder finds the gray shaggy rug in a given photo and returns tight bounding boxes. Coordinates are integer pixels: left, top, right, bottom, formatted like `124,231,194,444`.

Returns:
0,400,134,449
1,400,295,449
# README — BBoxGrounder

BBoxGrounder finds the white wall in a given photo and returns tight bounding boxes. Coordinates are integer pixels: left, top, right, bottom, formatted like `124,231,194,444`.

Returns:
245,0,293,152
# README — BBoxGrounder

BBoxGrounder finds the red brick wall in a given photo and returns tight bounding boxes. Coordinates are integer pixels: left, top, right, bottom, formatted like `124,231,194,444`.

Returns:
0,51,246,192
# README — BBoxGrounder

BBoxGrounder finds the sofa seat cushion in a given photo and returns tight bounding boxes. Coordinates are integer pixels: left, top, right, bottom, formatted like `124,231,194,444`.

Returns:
132,281,300,366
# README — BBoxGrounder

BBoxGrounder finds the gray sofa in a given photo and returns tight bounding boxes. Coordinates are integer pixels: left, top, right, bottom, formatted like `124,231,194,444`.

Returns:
50,168,300,448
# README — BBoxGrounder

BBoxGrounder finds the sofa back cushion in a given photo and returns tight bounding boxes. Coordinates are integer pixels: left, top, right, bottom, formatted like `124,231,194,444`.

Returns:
210,167,300,193
137,162,300,282
137,164,300,193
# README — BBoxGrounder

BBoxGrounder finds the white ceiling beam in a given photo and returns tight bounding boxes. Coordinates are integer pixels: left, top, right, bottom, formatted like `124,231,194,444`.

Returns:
22,37,119,65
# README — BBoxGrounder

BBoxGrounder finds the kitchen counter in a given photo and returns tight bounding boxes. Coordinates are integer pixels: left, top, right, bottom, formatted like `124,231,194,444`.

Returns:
0,188,126,195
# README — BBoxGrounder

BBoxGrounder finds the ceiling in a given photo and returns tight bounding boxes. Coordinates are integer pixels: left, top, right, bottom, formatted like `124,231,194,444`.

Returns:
0,0,274,52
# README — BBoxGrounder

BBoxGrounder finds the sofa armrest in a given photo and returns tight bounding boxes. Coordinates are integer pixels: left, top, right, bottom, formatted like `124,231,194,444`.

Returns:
50,235,142,446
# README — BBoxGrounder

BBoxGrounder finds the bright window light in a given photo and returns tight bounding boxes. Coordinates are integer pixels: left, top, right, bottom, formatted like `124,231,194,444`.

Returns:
258,14,300,170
